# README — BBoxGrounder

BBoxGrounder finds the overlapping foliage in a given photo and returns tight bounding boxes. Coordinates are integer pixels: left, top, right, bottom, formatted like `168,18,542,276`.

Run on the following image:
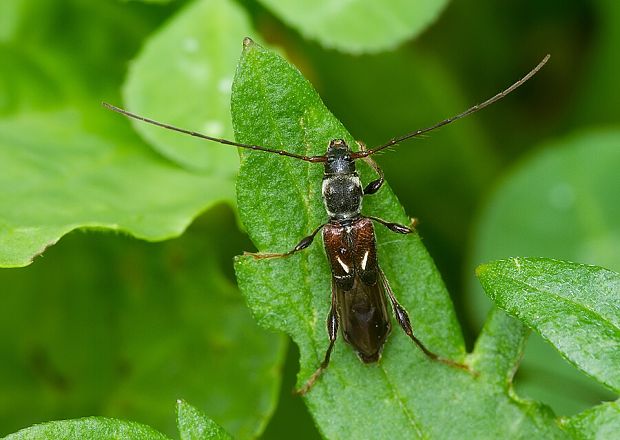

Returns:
1,0,618,439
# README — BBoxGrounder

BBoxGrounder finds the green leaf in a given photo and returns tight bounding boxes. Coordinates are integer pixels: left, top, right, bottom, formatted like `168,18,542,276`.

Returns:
2,401,237,440
562,400,620,439
0,211,285,438
0,0,18,42
0,45,64,114
129,0,175,3
256,0,450,54
231,39,566,439
124,0,255,173
477,258,620,393
0,0,166,113
467,129,620,413
0,110,234,267
2,417,171,440
177,400,232,440
470,308,529,384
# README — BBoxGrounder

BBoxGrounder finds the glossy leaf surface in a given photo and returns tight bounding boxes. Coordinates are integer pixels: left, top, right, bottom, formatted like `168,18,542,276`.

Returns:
468,130,620,413
477,258,620,393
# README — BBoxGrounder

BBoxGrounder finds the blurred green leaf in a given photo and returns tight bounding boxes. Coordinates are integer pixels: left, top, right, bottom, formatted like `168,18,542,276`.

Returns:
571,0,620,126
0,0,22,42
467,129,620,413
231,39,567,439
125,0,254,173
3,417,171,440
256,0,450,53
0,0,168,114
177,400,232,440
0,210,285,438
0,45,65,114
468,102,620,283
130,0,175,4
0,111,234,267
477,258,620,392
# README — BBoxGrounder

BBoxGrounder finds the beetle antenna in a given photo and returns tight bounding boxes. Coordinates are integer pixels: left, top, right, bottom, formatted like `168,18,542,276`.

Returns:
352,54,550,159
102,102,327,163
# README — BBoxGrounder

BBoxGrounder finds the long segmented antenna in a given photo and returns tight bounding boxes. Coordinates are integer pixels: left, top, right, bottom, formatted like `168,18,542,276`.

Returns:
101,102,327,163
352,54,550,159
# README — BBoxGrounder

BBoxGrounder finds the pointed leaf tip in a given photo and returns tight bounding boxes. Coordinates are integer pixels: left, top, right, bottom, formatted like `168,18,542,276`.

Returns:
474,264,487,278
477,257,620,392
176,399,233,440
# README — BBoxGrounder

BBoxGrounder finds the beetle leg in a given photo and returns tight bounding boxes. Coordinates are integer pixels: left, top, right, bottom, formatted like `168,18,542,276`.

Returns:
296,281,339,395
245,223,326,259
379,269,470,372
367,216,419,234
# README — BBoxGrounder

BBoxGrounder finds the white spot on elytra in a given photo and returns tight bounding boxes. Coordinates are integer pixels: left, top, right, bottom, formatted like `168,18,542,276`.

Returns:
336,256,350,273
361,250,369,270
203,120,224,137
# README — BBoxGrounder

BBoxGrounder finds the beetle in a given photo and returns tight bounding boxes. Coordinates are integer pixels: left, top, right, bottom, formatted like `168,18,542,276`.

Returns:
104,46,549,394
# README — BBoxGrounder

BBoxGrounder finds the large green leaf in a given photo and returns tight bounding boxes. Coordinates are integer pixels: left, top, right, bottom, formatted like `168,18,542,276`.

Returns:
124,0,254,173
231,39,566,439
0,0,22,42
477,258,620,393
256,0,450,53
467,129,620,413
0,111,234,267
2,417,171,440
0,1,221,267
0,209,285,438
0,1,248,267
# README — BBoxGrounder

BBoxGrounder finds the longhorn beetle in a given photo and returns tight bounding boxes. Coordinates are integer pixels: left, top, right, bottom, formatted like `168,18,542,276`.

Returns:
104,43,549,395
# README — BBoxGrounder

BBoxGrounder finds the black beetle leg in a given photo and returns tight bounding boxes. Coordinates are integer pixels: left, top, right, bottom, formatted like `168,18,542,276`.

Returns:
296,281,339,395
379,269,470,372
245,223,326,259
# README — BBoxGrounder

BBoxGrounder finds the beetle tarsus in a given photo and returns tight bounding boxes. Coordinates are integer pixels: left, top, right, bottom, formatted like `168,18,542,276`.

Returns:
367,216,413,234
244,223,326,260
380,268,473,373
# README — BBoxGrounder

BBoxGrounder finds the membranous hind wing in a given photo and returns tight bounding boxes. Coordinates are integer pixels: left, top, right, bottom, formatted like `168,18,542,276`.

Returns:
323,218,391,363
